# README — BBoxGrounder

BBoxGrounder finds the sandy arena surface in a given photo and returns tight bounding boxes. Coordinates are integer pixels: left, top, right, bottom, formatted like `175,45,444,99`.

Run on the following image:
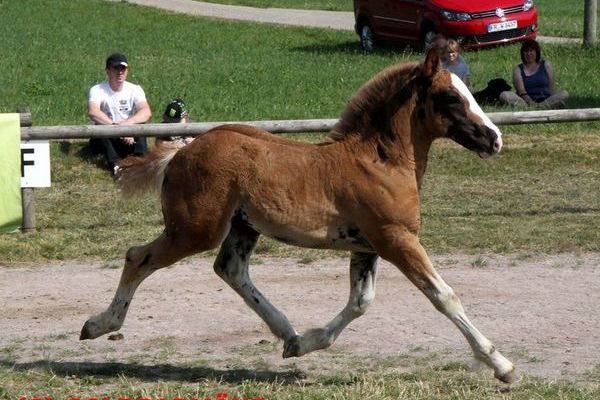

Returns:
1,253,599,382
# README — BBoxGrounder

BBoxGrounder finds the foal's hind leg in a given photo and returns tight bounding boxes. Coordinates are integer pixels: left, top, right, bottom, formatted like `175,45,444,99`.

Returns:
283,252,378,358
374,230,518,384
80,231,200,340
213,221,299,345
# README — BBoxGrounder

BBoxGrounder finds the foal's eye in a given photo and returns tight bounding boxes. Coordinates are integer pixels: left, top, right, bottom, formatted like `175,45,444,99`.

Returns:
432,91,464,114
432,91,460,104
442,91,463,104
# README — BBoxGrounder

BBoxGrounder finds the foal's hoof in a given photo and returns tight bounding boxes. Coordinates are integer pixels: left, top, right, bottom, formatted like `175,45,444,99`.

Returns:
79,324,94,340
282,335,301,358
80,320,102,340
496,369,521,384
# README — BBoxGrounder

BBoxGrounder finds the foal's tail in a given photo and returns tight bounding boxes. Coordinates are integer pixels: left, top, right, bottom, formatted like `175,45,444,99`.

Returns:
116,142,185,198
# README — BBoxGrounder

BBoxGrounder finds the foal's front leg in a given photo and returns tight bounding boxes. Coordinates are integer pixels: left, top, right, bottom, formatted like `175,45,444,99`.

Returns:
375,229,518,384
283,252,378,358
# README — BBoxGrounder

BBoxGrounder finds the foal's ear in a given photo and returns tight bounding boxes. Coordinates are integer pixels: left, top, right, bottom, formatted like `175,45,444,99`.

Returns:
421,48,442,78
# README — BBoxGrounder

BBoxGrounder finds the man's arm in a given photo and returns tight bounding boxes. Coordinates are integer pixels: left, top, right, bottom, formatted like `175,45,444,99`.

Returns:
116,100,152,145
88,101,115,125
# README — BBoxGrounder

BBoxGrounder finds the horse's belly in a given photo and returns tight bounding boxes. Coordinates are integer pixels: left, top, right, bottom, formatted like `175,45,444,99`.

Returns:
248,217,373,252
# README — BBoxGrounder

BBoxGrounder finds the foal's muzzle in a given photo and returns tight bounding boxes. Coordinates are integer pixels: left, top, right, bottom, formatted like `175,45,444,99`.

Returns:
450,122,501,158
478,126,502,159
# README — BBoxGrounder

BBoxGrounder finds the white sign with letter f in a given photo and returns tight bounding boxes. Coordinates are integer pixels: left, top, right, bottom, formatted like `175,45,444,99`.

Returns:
21,140,51,188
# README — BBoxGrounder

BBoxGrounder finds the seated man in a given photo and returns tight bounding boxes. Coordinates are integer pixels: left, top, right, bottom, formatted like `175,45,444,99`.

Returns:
88,53,152,175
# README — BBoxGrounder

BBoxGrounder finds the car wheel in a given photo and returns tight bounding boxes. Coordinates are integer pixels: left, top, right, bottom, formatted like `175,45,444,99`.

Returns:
360,24,375,53
422,27,437,50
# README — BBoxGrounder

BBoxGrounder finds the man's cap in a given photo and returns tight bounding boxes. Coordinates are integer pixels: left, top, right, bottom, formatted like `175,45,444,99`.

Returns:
163,98,189,123
106,53,129,69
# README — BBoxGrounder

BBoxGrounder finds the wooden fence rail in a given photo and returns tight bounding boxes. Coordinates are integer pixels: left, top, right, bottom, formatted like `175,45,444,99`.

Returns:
15,107,600,233
20,108,600,140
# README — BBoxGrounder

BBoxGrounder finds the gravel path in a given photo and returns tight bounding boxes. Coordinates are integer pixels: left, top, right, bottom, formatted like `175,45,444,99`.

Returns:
1,253,599,381
117,0,355,30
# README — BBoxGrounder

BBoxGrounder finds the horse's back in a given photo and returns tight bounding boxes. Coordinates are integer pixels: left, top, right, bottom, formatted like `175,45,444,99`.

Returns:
161,124,359,249
210,124,314,147
172,124,322,177
163,123,324,202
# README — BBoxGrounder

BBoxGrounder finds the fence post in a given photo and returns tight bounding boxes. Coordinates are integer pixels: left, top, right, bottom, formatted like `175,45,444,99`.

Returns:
584,0,597,47
21,187,36,233
18,106,36,233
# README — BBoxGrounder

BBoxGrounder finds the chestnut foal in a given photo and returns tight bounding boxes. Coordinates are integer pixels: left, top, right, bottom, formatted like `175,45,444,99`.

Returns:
81,49,517,383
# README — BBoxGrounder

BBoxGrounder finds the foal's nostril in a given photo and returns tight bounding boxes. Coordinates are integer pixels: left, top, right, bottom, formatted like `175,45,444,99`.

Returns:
493,135,503,153
485,126,502,154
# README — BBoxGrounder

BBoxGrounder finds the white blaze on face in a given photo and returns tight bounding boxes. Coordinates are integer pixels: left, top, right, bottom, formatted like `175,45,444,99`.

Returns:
450,73,503,153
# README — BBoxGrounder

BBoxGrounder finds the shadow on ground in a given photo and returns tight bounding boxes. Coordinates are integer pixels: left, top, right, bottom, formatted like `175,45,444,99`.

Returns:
0,359,306,384
428,205,600,218
58,140,107,170
291,40,421,56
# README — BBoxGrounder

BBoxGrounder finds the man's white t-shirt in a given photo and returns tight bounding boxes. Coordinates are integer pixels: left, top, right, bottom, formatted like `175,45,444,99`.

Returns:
88,81,147,122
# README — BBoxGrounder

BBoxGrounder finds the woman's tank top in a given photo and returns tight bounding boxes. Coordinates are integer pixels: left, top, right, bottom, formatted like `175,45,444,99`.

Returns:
519,60,551,102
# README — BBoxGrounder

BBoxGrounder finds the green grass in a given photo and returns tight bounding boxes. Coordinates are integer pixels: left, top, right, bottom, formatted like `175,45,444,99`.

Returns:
420,129,600,253
1,126,597,263
0,364,600,400
1,1,598,127
0,0,399,125
2,356,600,399
536,0,597,38
1,0,599,263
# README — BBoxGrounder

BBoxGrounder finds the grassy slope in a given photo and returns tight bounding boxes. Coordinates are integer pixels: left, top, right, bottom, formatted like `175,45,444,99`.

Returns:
0,0,599,262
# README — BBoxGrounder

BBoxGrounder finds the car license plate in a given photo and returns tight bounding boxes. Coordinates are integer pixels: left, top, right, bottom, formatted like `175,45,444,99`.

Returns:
487,20,517,33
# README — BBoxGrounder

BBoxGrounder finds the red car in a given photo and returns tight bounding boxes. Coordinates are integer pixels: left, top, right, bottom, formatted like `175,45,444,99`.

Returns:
353,0,538,52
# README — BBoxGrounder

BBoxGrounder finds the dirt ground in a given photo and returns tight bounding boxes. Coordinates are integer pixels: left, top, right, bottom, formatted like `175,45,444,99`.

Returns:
1,253,599,382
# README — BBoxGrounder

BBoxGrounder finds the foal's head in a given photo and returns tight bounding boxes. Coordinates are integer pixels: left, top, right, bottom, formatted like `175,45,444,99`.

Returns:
415,49,503,158
332,49,502,158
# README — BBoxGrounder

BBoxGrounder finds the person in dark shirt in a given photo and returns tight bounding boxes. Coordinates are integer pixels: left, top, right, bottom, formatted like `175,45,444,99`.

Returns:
500,39,568,108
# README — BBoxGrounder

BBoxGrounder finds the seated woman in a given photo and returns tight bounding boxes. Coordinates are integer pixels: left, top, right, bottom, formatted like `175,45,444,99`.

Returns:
500,39,568,108
442,39,472,90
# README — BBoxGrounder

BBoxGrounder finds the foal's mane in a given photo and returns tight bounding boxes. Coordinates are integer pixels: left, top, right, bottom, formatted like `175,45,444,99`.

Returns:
330,62,420,141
